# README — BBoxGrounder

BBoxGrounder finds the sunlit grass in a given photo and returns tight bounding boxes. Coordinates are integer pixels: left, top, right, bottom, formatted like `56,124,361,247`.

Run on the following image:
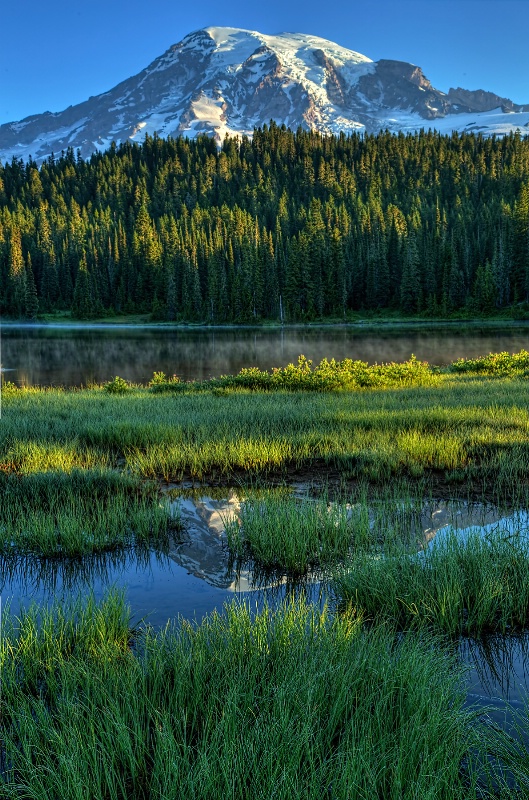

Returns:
2,439,108,473
3,370,529,500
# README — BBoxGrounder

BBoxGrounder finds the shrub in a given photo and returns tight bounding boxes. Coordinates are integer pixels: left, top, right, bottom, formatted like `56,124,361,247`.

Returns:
103,375,130,394
0,380,18,392
450,350,529,376
221,354,436,392
148,371,180,387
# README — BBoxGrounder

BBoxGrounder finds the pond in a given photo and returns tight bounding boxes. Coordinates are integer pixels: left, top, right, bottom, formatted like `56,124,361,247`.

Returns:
0,492,323,629
2,491,529,727
3,321,529,386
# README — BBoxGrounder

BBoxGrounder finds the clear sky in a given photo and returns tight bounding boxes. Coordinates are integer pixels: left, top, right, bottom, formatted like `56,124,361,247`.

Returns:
1,0,527,125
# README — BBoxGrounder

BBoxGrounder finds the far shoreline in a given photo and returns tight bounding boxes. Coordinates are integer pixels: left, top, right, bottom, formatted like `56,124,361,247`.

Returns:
3,316,529,333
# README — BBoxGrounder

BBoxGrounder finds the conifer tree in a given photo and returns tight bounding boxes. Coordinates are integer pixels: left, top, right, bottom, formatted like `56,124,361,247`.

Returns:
72,255,94,320
25,254,39,319
7,226,26,316
400,235,420,313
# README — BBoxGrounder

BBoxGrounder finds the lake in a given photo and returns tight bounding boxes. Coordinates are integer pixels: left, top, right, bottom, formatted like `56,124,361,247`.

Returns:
3,321,529,386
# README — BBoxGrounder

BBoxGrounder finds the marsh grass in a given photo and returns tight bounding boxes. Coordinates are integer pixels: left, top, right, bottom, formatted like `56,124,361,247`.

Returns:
224,489,424,575
0,593,484,800
225,494,356,574
4,365,529,497
0,471,174,557
334,529,529,636
485,704,529,796
4,356,529,796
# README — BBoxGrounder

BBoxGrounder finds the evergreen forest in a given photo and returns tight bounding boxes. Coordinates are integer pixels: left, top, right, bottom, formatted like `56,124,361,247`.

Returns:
1,124,529,322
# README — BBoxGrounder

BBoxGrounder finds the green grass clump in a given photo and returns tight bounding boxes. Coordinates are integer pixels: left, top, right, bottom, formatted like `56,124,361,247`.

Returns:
225,493,373,574
0,470,173,557
487,704,529,796
2,438,107,473
0,593,481,800
334,528,529,635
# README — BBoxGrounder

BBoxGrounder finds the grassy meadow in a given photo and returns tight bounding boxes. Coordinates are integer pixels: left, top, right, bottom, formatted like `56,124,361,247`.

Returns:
3,352,529,796
2,353,529,499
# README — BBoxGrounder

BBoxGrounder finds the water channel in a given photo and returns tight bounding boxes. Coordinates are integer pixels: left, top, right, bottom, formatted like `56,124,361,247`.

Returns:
1,490,529,726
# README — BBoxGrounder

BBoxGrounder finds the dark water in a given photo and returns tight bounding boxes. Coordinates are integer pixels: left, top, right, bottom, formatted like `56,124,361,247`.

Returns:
3,322,529,386
0,551,232,629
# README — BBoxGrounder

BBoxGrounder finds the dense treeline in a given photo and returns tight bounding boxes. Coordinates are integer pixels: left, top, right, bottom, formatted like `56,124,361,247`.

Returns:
1,124,529,321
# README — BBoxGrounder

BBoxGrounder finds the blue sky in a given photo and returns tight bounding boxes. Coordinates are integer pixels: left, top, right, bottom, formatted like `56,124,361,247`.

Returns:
1,0,527,125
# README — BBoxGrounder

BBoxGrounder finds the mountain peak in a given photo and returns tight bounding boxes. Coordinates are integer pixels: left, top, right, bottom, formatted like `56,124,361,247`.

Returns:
202,25,259,43
1,27,528,163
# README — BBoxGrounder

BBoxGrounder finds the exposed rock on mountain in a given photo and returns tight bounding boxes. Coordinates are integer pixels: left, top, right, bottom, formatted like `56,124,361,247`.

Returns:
446,86,529,114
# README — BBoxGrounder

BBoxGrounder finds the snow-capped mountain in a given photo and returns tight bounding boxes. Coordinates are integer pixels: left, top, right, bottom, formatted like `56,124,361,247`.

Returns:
1,26,528,163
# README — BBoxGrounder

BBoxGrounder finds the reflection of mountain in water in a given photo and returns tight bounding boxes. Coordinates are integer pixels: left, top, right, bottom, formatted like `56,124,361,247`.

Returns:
169,493,529,590
421,502,529,547
169,494,251,591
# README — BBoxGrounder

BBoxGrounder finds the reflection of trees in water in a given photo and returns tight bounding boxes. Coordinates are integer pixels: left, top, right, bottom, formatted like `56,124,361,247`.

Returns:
459,634,529,705
229,556,324,593
0,548,164,598
227,557,326,614
5,326,529,386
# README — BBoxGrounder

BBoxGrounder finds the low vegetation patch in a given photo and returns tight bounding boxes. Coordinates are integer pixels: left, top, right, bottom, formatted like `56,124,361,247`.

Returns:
103,375,133,394
0,470,174,557
450,350,529,376
148,354,438,393
334,528,529,635
0,592,484,800
3,355,529,796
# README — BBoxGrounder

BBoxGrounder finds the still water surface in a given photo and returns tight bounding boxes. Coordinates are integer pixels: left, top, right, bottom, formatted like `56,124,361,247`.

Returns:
2,492,529,719
3,322,529,386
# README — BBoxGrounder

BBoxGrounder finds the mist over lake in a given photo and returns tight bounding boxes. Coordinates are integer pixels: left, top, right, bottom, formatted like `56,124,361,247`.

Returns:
4,323,529,387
